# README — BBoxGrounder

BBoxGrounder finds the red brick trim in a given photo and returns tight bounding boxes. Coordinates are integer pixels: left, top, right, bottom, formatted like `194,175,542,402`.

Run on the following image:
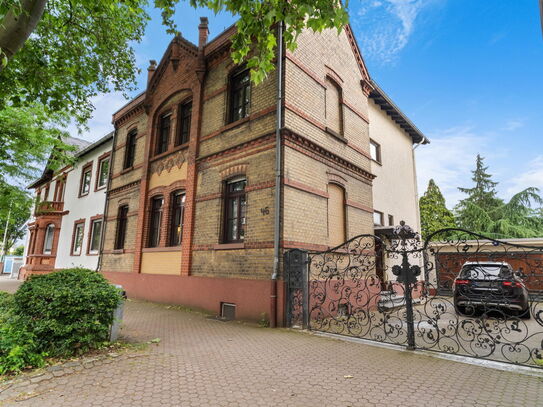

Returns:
86,215,104,255
203,85,227,102
283,178,329,199
347,141,372,160
284,102,326,131
219,164,248,180
283,129,375,182
195,192,222,203
325,65,344,84
345,199,373,214
200,143,275,171
285,53,326,88
192,241,274,251
102,248,136,254
343,100,369,124
246,180,275,192
108,180,141,196
70,219,85,256
200,105,275,142
78,161,93,198
111,164,144,179
282,241,330,251
198,133,275,164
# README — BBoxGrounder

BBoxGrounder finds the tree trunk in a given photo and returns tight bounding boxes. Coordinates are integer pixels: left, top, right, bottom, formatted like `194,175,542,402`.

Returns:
0,0,47,71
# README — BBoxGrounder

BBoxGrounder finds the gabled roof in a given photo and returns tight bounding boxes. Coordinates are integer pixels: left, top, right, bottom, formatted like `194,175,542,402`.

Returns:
27,134,113,189
369,81,429,145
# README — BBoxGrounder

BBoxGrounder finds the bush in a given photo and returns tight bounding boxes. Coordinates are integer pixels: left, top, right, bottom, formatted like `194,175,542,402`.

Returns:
0,292,45,374
12,268,122,358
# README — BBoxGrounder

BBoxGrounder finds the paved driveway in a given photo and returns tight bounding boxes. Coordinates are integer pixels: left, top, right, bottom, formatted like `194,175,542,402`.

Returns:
1,279,543,406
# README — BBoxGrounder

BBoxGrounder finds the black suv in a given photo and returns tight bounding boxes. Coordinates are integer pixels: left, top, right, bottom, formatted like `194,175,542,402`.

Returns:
453,262,530,318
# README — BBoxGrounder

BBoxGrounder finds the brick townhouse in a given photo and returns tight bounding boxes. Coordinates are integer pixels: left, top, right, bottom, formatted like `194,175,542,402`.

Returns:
98,17,428,327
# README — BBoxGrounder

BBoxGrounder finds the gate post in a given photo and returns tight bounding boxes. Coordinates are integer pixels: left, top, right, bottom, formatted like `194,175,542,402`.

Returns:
401,250,416,350
284,249,308,329
392,221,420,351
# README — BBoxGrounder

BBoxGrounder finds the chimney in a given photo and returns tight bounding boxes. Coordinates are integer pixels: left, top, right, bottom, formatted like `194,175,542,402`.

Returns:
147,60,157,84
198,17,209,50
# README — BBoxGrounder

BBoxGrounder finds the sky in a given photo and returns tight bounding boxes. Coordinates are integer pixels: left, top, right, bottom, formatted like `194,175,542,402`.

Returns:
74,0,543,209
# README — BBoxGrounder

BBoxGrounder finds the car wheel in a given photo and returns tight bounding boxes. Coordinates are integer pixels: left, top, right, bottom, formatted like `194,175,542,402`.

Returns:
518,307,531,319
454,304,467,316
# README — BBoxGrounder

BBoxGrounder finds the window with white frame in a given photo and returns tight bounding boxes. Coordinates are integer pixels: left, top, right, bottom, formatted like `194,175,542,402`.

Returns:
72,222,85,255
373,210,384,226
370,139,381,163
89,219,103,254
43,224,55,254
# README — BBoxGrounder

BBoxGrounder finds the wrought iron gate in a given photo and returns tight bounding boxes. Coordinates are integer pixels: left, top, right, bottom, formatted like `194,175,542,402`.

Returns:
285,222,543,369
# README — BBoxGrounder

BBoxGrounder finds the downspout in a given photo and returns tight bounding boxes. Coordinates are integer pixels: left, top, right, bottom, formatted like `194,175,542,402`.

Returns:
270,21,284,328
97,130,117,272
411,139,423,232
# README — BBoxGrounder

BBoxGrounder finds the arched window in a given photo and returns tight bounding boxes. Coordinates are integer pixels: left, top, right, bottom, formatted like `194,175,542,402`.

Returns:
223,177,247,243
148,196,164,247
325,77,343,136
43,224,55,254
328,184,346,247
169,191,186,246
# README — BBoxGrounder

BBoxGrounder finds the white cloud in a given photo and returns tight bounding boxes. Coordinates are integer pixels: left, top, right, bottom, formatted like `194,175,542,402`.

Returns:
503,119,525,131
354,0,441,63
65,92,129,142
415,126,488,208
504,155,543,198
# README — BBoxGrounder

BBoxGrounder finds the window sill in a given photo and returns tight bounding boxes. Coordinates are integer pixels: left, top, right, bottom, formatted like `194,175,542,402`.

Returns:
225,116,250,131
325,127,347,143
121,167,133,175
112,249,125,254
371,158,382,166
150,144,189,163
213,243,245,250
142,246,182,253
78,192,89,198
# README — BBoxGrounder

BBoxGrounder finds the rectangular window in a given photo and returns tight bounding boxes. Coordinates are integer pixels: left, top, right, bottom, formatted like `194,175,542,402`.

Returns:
388,214,394,227
89,219,103,254
124,130,137,169
370,139,381,163
71,222,85,255
229,70,250,123
79,164,92,196
373,210,384,226
176,101,192,146
224,178,247,243
114,206,129,250
43,224,55,254
156,114,171,155
148,196,164,247
54,176,66,201
96,157,110,189
169,191,186,246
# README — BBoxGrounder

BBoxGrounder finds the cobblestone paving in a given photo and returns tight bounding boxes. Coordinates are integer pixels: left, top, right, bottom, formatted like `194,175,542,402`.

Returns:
1,279,543,406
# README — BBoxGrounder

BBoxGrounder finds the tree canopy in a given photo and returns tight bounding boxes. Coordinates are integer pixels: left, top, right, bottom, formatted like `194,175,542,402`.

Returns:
0,181,32,257
422,156,543,240
419,179,456,239
1,0,348,183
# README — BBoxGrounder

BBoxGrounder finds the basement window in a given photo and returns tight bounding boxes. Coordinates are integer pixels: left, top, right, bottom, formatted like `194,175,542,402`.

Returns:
221,302,236,321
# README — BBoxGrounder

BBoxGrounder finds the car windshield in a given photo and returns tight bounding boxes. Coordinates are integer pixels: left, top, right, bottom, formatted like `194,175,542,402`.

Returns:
460,264,512,280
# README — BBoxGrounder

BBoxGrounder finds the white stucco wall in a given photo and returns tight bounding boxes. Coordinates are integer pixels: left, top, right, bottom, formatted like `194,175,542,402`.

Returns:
55,141,112,269
369,98,421,232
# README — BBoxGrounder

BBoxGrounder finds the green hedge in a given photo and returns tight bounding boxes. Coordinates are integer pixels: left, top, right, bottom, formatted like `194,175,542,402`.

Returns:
0,268,122,374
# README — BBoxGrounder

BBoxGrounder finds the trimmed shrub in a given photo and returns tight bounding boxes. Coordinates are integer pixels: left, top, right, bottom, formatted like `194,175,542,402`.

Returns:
12,268,122,357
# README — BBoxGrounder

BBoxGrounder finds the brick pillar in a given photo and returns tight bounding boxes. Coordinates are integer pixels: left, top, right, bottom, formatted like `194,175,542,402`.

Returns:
180,21,207,276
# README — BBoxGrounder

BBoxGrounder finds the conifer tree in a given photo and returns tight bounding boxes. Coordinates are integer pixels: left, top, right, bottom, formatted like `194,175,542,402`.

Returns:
419,179,456,239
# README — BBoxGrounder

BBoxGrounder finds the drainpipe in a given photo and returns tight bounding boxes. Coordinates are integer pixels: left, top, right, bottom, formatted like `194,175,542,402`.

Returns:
97,130,117,272
270,21,284,328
